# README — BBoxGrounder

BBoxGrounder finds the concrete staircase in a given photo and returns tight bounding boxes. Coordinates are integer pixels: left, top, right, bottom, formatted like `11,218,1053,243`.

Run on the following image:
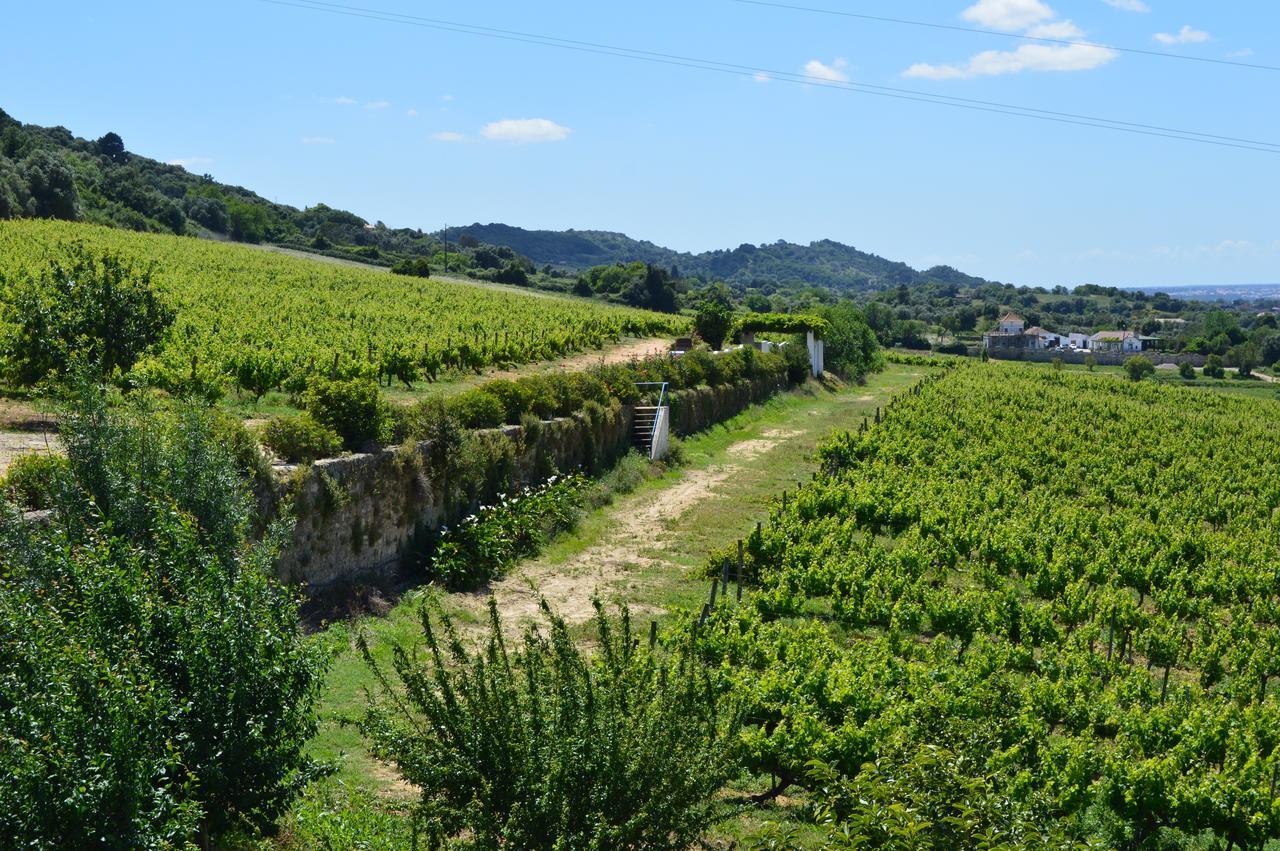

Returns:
633,406,660,456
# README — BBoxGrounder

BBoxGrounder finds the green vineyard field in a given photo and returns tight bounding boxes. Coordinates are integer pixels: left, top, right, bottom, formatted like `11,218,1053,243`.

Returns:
709,363,1280,847
0,219,687,391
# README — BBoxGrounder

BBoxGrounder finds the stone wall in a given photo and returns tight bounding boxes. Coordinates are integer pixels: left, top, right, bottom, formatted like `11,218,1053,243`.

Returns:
274,373,797,589
274,402,632,588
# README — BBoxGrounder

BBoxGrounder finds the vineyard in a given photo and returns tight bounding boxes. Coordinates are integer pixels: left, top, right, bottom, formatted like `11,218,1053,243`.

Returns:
0,219,686,394
703,363,1280,848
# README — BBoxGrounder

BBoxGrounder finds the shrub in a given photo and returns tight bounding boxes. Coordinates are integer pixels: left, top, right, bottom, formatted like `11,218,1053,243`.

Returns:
0,385,327,847
1124,356,1155,382
694,300,733,351
444,388,505,429
1051,356,1064,371
1084,355,1097,372
0,452,69,510
483,379,534,424
262,413,343,463
301,376,391,450
516,375,558,420
0,246,175,385
781,340,811,384
1204,354,1226,379
389,257,431,278
428,475,588,589
1179,361,1196,380
934,341,970,357
360,598,737,849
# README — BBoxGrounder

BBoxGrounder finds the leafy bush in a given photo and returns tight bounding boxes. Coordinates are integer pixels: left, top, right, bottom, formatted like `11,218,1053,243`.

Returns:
360,598,738,850
1124,355,1155,382
0,385,327,847
1179,361,1196,379
429,474,587,589
482,379,534,424
1204,354,1226,378
934,341,970,357
694,299,733,350
0,452,69,510
0,246,175,385
301,376,391,450
389,257,431,277
444,388,506,429
262,413,344,463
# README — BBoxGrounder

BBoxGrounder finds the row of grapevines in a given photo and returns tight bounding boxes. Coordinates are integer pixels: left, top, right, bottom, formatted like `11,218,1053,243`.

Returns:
700,363,1280,848
0,219,688,392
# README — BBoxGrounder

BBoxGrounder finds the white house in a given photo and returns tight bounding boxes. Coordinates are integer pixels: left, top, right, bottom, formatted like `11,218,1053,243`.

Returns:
1089,330,1144,354
1024,326,1060,350
1065,333,1090,350
997,313,1026,334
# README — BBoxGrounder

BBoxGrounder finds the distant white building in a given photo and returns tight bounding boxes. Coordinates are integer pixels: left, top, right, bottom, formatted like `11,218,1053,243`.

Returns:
1024,326,1059,350
1089,330,1147,354
997,313,1026,334
1065,333,1090,350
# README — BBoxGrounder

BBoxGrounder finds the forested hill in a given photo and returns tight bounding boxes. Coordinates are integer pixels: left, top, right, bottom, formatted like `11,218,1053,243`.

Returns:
446,223,1000,293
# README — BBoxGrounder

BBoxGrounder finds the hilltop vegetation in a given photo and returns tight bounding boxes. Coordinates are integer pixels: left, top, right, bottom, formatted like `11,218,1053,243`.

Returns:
449,222,995,293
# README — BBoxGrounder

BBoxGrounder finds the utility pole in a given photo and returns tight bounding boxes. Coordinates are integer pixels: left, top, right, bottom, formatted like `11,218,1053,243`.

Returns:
442,223,449,272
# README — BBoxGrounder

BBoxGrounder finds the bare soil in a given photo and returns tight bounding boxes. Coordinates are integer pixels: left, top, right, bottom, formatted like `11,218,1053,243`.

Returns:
458,433,787,634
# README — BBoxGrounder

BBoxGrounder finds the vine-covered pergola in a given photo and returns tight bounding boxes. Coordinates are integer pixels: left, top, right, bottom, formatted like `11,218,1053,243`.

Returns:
734,312,827,377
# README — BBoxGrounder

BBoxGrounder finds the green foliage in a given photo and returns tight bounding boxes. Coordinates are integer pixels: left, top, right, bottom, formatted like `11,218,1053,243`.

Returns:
694,298,734,351
428,474,588,588
1204,354,1226,379
736,311,831,337
261,413,344,463
359,597,737,849
1124,355,1155,381
1085,354,1097,371
0,452,69,510
0,220,688,389
816,302,883,379
708,364,1280,848
0,245,174,384
301,377,392,450
389,257,431,277
572,261,679,312
0,385,327,847
1179,360,1196,379
444,388,506,430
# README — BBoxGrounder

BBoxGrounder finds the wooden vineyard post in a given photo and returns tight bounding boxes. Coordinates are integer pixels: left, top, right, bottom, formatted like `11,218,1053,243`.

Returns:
709,577,719,608
649,620,658,650
736,539,744,601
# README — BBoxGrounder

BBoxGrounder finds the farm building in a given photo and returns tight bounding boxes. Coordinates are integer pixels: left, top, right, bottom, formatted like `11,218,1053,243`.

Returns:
1088,330,1156,353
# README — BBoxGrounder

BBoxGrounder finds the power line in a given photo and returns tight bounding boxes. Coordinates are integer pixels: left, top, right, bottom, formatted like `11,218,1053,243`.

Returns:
260,0,1280,154
733,0,1280,74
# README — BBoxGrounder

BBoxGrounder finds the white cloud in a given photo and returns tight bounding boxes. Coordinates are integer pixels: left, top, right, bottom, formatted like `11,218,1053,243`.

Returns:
905,42,1117,79
1025,19,1084,39
333,96,356,105
1154,25,1210,45
441,94,455,102
479,118,572,144
752,72,770,83
1102,0,1149,11
167,156,213,169
301,136,336,145
961,0,1055,32
431,131,466,143
365,100,391,110
1227,48,1254,58
803,58,849,82
406,108,418,117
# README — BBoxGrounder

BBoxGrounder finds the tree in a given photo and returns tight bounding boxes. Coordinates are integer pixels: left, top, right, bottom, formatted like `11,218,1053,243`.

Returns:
1085,355,1097,372
361,599,736,850
0,385,326,847
693,283,735,350
0,248,175,385
18,149,78,219
1179,361,1196,379
227,199,269,242
1204,354,1226,379
95,131,129,163
1124,355,1155,381
818,302,882,380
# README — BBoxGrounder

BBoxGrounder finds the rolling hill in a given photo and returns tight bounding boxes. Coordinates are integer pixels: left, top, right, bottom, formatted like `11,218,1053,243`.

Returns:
445,223,1001,293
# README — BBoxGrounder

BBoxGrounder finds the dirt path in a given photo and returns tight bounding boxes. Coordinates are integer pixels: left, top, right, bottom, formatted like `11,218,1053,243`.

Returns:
0,431,61,477
482,337,671,381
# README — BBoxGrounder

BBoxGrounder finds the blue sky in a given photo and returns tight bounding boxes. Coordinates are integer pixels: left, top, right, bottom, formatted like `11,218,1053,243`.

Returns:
4,0,1278,288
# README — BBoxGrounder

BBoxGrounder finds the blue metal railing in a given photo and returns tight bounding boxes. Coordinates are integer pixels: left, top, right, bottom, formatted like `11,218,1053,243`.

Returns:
634,381,669,450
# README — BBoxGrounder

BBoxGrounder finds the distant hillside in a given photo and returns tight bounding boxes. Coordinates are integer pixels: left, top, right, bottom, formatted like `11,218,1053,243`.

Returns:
0,108,534,278
447,223,999,293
